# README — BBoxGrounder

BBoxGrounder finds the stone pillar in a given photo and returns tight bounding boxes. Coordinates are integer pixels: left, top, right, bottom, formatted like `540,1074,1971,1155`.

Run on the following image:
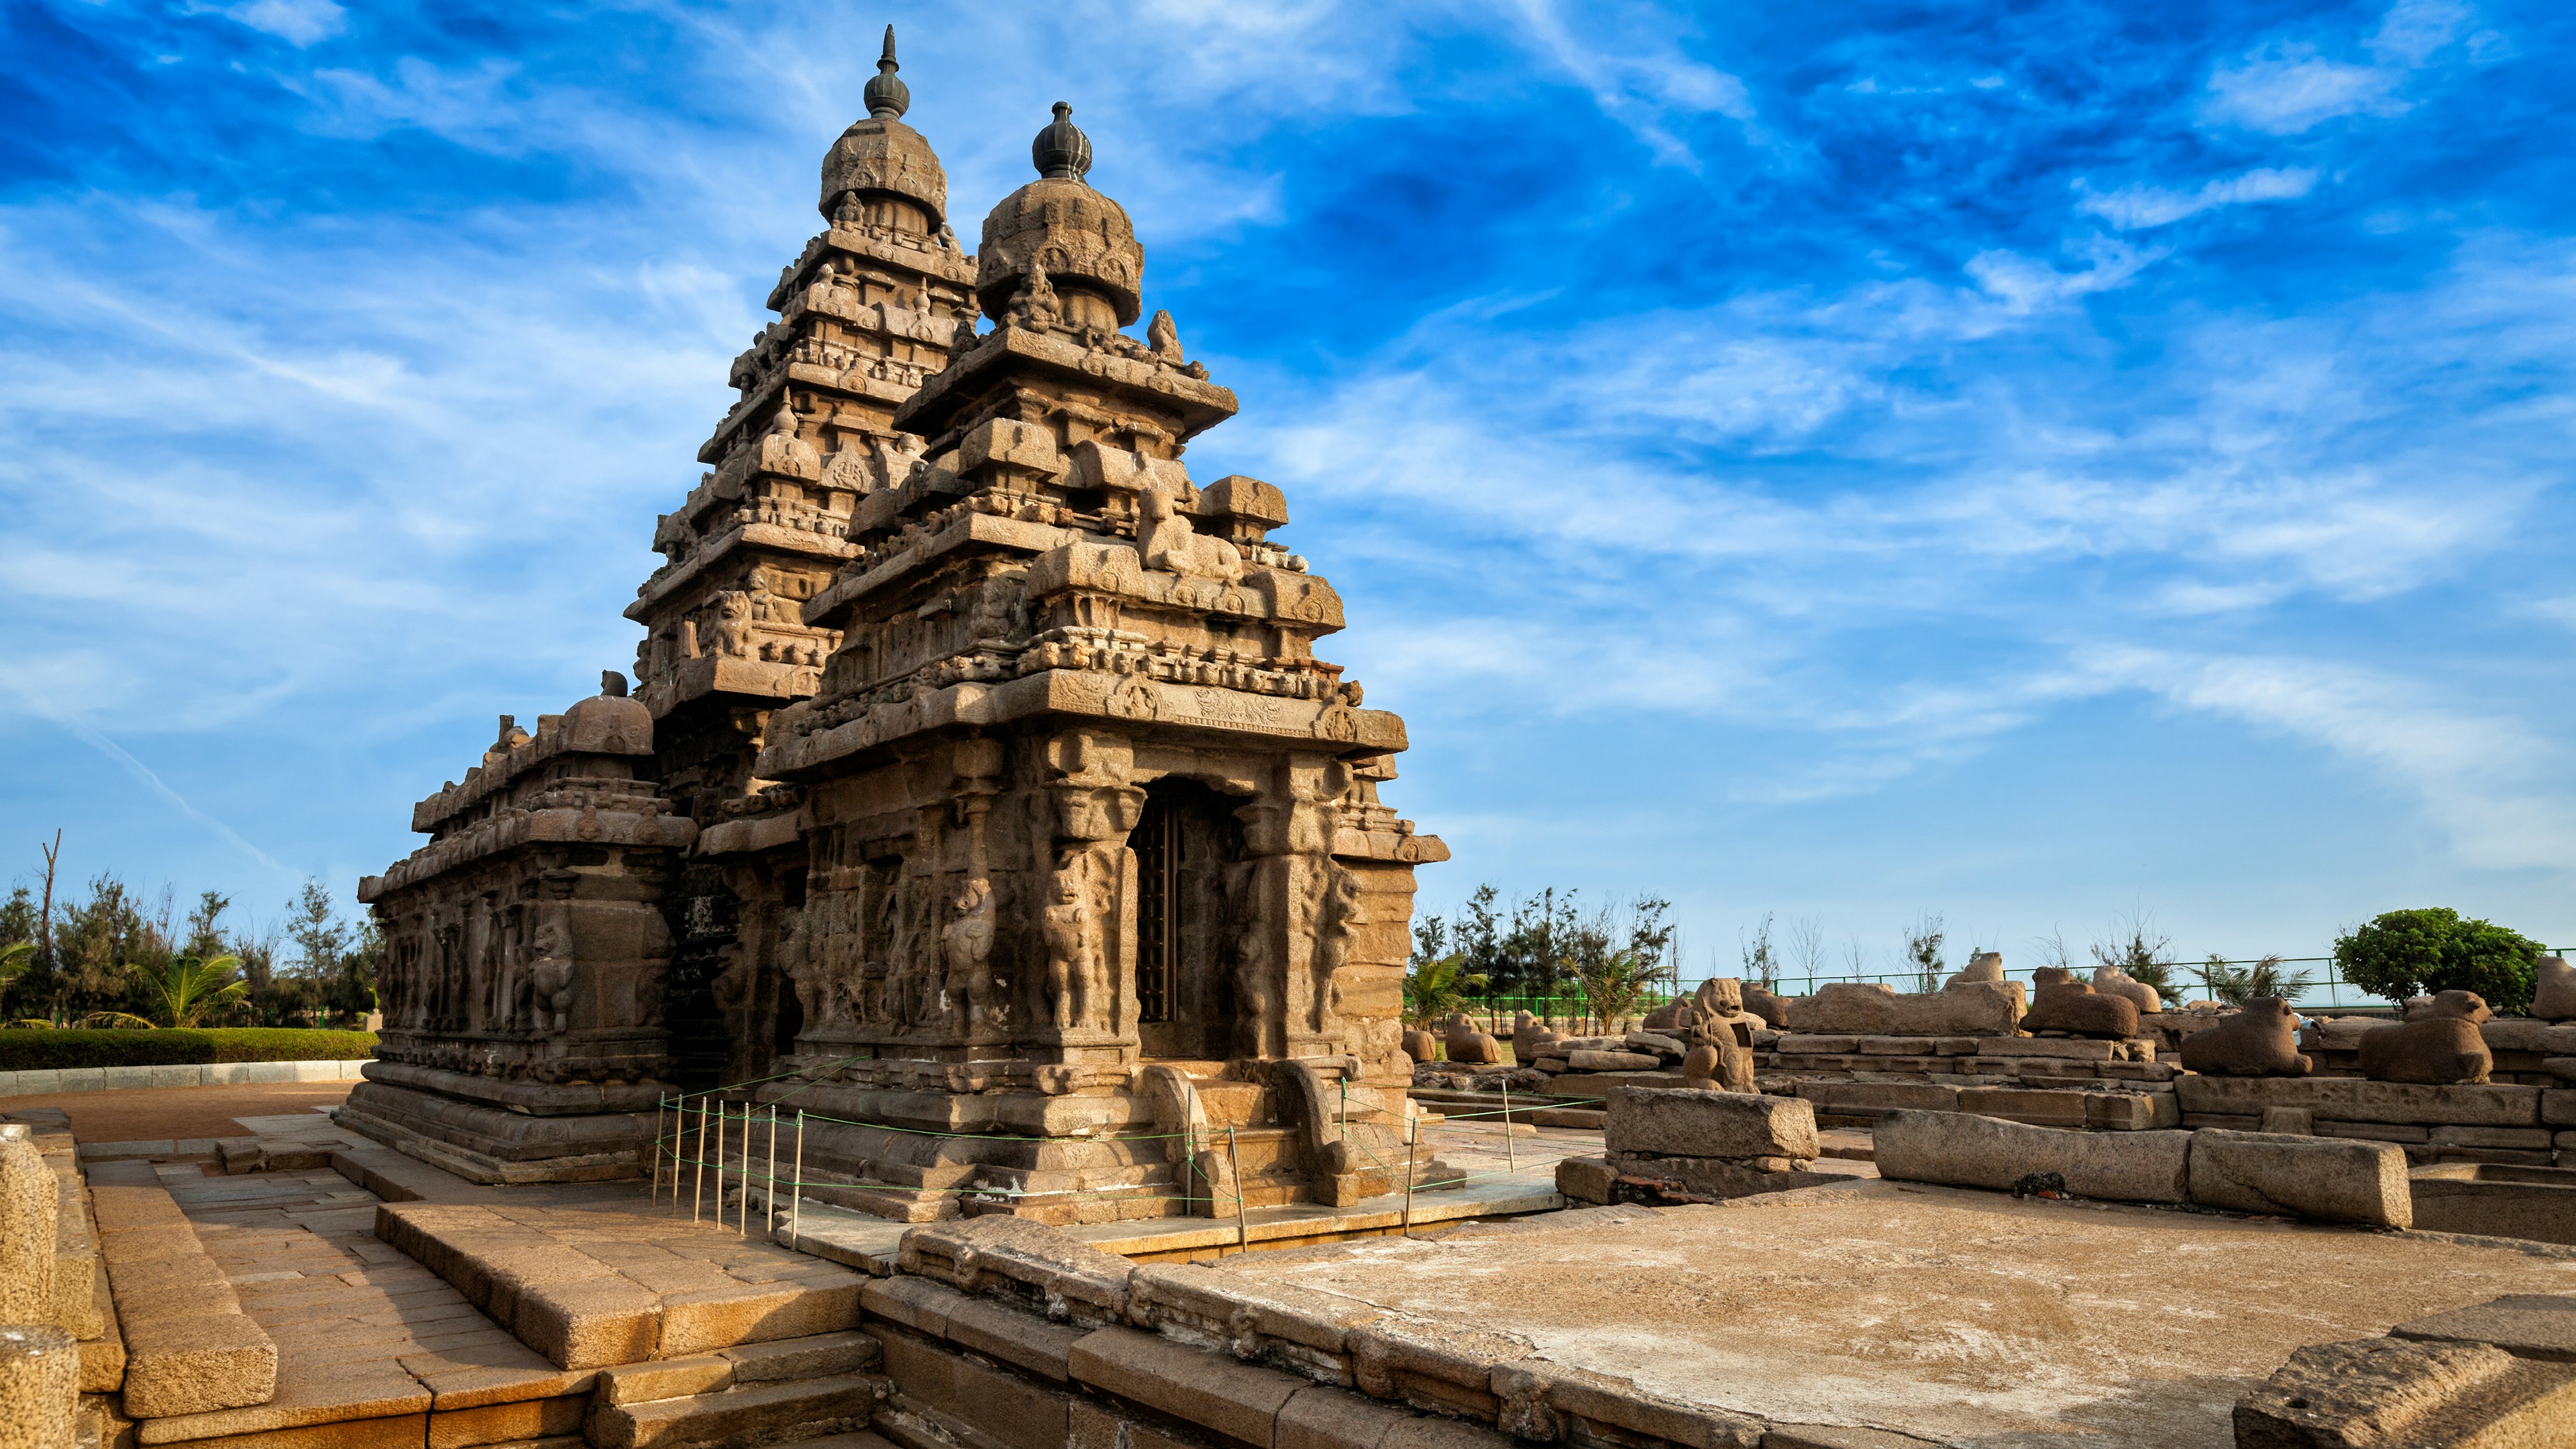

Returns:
0,1324,76,1449
0,1124,54,1322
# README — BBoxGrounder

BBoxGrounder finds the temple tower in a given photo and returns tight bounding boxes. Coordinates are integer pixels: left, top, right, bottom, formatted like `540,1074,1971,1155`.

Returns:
735,103,1449,1222
628,30,979,1086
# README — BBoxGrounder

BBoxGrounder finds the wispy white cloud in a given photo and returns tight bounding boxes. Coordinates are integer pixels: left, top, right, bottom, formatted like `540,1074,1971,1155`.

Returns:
196,0,345,48
2202,45,2408,134
2076,168,2320,231
2082,647,2575,870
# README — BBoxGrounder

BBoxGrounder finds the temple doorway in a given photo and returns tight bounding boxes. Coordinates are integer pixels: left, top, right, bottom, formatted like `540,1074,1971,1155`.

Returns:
1130,778,1240,1061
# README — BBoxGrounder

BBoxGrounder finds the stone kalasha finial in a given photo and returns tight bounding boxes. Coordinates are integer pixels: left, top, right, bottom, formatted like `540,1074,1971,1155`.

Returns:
1032,101,1091,181
864,24,909,120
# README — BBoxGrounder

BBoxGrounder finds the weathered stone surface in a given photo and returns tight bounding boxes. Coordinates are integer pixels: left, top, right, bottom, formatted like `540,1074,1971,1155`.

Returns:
1568,1051,1660,1073
1067,1325,1304,1449
1973,1037,2123,1061
586,1371,879,1449
1604,1087,1816,1162
2260,1107,2316,1136
2185,1130,2412,1227
2411,989,2496,1024
0,1324,76,1449
2394,1295,2576,1362
2359,1016,2495,1085
2534,958,2576,1021
2086,1092,2180,1131
2090,967,2160,1015
2017,983,2138,1040
2233,1337,2576,1449
2174,1076,2541,1126
1872,1110,2192,1203
119,1315,279,1419
1792,1082,1960,1116
1739,985,1788,1029
1783,982,2022,1038
2179,998,2312,1078
1603,1155,1845,1200
899,1216,1132,1324
0,1125,53,1324
1553,1157,1615,1205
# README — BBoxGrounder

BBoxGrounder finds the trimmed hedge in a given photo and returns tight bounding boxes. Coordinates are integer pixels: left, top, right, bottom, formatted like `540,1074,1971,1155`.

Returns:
0,1028,377,1072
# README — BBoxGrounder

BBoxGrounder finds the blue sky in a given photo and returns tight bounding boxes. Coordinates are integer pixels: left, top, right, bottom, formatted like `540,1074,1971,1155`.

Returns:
3,0,2572,981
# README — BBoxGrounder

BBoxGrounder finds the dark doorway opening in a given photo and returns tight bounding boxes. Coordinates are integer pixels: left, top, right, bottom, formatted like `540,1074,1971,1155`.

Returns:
1130,778,1240,1061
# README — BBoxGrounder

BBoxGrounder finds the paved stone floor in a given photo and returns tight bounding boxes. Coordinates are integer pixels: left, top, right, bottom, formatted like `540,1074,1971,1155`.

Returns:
136,1152,592,1446
1200,1177,2576,1449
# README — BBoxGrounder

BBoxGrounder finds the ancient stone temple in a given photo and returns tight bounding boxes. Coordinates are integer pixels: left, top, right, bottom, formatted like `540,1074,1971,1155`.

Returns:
627,30,981,1089
356,40,1448,1219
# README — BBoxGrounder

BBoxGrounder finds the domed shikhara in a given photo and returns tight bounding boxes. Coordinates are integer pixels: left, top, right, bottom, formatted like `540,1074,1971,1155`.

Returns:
976,103,1143,328
820,26,947,232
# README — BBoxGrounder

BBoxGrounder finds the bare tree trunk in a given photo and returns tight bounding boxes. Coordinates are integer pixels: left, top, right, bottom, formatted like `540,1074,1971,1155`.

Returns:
36,830,59,971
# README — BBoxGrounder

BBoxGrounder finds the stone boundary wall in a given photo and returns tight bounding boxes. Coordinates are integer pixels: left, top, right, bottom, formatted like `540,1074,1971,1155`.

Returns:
0,1060,372,1098
870,1212,1802,1449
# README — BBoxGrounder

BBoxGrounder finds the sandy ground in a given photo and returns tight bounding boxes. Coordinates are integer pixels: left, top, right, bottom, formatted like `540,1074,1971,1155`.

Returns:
6,1081,354,1142
1208,1179,2576,1449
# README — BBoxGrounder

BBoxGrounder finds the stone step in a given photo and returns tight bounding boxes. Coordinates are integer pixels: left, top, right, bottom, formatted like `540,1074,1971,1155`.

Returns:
588,1371,888,1449
774,1435,897,1449
596,1331,882,1407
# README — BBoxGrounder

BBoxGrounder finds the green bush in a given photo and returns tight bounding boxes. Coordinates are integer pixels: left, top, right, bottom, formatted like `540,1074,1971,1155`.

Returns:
0,1028,376,1072
2332,908,2543,1013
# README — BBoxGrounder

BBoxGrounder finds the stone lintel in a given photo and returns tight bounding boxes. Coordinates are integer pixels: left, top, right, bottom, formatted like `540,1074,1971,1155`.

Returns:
629,520,857,622
697,807,811,858
642,654,822,720
894,323,1239,444
370,807,698,898
1332,826,1450,865
757,670,1407,781
805,510,1079,625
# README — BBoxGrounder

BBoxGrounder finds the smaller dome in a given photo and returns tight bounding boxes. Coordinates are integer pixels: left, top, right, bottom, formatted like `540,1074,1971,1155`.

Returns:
1032,101,1090,180
817,28,945,227
976,103,1141,325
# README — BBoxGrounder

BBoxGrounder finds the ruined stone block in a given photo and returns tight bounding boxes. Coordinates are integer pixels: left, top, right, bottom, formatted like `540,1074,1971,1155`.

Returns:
1873,1110,2192,1203
1603,1087,1816,1161
2185,1130,2411,1227
2234,1338,2576,1448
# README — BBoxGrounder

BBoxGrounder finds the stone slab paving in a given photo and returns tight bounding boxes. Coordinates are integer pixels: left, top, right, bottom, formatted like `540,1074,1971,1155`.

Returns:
1198,1176,2576,1449
376,1193,871,1370
133,1163,592,1449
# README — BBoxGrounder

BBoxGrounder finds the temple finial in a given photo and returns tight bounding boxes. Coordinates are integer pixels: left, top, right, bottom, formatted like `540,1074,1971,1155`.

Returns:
864,23,910,120
1030,101,1091,181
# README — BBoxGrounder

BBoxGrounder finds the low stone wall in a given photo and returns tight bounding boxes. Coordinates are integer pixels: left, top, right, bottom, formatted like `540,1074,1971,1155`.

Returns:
878,1214,1770,1449
3,1106,131,1449
0,1060,371,1098
2176,1076,2573,1167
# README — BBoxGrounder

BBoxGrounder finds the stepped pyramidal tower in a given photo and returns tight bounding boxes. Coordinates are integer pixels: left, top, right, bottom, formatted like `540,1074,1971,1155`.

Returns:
357,36,1450,1221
